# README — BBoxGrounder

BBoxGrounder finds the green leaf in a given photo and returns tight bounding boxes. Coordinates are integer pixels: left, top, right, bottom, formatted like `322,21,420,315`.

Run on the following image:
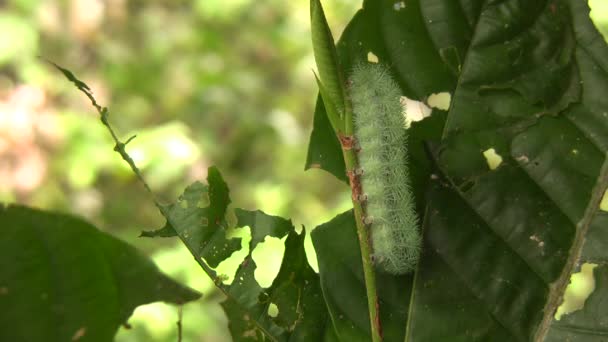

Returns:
314,72,344,134
221,298,267,342
306,0,455,182
305,95,347,182
310,0,346,118
145,167,329,341
0,204,200,342
144,168,241,267
312,210,411,342
404,0,608,340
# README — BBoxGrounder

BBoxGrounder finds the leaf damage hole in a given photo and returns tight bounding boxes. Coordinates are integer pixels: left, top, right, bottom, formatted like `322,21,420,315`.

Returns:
116,303,185,338
554,263,599,321
589,0,608,41
427,92,451,111
599,189,608,212
393,1,406,11
482,148,503,170
267,302,279,318
305,229,319,273
251,236,286,288
367,51,379,63
213,226,252,285
400,96,431,126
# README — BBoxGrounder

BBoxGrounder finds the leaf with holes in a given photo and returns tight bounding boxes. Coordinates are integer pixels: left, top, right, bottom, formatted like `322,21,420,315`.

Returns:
310,0,608,340
404,0,608,341
142,167,329,341
0,204,200,342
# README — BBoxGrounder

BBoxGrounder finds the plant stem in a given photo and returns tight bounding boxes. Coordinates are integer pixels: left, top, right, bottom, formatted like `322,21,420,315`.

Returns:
177,305,183,342
341,100,382,342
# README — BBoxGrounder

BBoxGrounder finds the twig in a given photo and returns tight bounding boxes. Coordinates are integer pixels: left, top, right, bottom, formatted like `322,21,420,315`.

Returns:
177,305,183,342
46,60,159,204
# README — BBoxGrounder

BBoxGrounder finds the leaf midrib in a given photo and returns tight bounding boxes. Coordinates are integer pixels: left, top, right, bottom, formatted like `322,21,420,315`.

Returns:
534,155,608,341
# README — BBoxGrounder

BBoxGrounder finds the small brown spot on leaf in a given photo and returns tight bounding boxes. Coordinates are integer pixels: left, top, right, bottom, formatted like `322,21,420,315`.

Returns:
71,327,86,341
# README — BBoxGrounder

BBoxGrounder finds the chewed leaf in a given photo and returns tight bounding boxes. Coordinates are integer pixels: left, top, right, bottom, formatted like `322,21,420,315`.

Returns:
235,209,293,251
140,221,177,237
147,166,329,341
142,167,240,267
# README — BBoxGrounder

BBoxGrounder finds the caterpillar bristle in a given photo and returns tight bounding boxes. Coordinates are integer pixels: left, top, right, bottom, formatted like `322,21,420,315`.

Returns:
350,62,421,275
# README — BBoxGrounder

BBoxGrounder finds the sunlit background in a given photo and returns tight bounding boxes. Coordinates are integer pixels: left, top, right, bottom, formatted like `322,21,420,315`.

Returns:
1,1,607,341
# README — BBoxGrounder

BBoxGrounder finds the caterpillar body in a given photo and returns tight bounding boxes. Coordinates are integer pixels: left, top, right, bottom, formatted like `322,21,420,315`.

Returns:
349,62,421,275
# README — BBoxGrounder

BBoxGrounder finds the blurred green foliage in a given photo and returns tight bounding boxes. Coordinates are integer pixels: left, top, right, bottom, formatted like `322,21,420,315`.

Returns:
1,0,607,341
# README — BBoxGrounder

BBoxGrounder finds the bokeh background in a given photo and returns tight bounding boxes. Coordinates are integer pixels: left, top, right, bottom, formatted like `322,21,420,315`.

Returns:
1,1,607,341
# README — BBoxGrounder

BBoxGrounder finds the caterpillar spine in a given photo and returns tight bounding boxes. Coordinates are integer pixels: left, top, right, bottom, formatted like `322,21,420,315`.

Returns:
350,62,421,275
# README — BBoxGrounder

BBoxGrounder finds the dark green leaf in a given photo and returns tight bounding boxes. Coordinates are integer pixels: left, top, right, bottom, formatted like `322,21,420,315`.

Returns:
0,204,200,342
221,298,268,342
140,221,177,237
314,72,343,134
143,168,240,267
304,95,347,182
312,210,411,342
234,209,293,251
310,0,346,117
405,0,608,340
146,167,328,341
264,229,330,341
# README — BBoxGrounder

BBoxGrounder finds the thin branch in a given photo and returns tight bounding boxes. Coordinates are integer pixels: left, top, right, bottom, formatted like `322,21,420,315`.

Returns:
177,305,183,342
46,60,156,198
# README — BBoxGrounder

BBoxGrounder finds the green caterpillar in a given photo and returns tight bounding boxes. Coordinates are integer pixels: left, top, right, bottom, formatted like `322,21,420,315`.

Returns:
350,62,421,275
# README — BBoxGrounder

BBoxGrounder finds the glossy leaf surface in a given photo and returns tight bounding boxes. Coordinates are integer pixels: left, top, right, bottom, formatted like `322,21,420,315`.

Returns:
143,167,328,341
307,0,608,340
